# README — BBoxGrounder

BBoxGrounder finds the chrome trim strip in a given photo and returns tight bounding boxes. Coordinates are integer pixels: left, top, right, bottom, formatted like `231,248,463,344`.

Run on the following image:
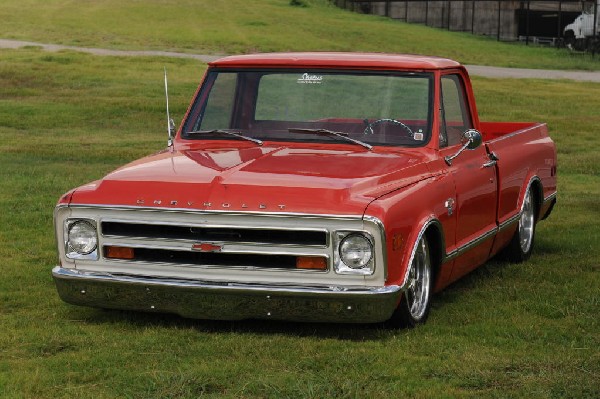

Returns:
99,217,330,248
102,235,327,248
444,226,497,262
543,191,557,203
65,203,365,221
52,266,402,323
363,215,387,280
101,240,329,258
400,217,442,289
100,217,330,234
498,213,520,232
484,123,543,143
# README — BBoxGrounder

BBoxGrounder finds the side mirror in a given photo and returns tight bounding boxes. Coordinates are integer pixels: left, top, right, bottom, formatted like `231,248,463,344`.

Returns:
445,129,483,166
463,129,482,150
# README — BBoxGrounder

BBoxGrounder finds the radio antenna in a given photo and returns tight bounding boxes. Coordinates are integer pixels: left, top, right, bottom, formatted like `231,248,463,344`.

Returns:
164,67,175,147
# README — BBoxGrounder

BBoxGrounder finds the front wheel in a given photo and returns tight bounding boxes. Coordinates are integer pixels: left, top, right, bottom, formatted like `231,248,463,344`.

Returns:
503,188,537,263
387,236,433,328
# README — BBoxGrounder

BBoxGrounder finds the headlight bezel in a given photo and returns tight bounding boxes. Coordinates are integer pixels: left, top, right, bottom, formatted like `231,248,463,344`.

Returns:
334,231,375,275
64,218,99,260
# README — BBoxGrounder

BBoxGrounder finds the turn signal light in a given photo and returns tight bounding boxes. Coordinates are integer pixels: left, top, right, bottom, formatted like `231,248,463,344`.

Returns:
296,256,327,270
104,246,135,260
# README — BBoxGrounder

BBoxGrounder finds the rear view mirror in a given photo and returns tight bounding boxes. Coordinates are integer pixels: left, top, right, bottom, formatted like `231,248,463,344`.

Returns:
445,129,483,165
463,129,482,150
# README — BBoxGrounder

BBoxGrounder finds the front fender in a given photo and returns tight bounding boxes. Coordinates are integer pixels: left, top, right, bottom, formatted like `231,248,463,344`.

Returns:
364,174,456,288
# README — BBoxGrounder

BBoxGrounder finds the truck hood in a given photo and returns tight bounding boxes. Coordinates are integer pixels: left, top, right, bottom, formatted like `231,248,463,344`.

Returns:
70,145,434,215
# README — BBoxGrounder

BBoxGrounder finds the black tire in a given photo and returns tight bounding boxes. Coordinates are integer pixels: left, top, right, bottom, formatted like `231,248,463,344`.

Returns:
504,188,537,263
564,30,576,49
387,236,433,328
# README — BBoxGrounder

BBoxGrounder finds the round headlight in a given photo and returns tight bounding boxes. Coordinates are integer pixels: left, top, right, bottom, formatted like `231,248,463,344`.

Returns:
339,234,373,269
68,221,98,255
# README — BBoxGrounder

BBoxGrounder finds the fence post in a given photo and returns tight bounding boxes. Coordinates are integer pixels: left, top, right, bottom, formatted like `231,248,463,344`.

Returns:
594,0,598,38
471,0,475,34
526,0,531,45
558,0,563,39
497,0,501,41
447,0,452,30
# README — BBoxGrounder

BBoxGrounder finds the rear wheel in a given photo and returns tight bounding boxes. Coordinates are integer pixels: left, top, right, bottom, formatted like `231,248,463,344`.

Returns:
387,236,432,328
504,188,536,263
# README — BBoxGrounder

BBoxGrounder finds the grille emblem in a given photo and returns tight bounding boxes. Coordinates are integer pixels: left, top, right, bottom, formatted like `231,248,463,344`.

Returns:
192,243,223,252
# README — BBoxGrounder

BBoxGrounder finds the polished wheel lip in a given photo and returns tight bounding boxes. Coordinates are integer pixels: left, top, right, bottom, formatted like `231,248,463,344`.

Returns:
519,190,535,253
406,237,431,320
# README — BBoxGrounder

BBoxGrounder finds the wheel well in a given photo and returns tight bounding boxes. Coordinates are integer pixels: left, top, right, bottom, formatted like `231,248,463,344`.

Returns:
530,179,543,221
424,225,444,286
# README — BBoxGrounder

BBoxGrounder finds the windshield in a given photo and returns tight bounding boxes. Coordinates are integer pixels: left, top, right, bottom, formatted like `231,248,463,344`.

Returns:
182,70,433,147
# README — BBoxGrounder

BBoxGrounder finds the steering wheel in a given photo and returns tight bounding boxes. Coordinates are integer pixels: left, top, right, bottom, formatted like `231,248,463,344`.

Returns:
363,118,414,137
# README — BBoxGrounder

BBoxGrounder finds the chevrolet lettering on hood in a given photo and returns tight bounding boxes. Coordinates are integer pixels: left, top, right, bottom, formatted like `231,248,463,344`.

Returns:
135,198,286,211
52,52,557,328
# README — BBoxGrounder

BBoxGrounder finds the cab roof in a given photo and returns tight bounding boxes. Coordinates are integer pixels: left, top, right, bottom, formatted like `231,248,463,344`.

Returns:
209,52,462,71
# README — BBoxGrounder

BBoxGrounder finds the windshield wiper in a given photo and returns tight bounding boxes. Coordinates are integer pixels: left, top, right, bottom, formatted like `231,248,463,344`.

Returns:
185,129,263,146
288,128,373,151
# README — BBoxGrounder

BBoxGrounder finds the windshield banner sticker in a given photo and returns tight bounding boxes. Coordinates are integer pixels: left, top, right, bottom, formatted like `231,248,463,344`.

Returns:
297,73,323,84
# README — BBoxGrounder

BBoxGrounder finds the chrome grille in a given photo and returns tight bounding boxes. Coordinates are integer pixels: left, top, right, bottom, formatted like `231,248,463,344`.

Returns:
107,247,298,269
56,206,387,286
101,221,327,246
98,217,331,270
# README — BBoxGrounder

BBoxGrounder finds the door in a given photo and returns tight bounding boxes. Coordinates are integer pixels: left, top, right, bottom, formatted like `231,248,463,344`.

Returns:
438,73,498,281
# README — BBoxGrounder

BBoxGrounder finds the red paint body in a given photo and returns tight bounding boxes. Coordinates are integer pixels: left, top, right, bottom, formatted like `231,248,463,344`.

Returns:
56,53,557,322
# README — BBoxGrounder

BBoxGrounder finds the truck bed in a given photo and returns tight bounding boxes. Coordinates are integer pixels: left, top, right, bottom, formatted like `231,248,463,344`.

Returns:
479,121,545,142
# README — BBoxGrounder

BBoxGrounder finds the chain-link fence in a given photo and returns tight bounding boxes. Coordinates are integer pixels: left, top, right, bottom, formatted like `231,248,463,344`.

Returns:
331,1,596,48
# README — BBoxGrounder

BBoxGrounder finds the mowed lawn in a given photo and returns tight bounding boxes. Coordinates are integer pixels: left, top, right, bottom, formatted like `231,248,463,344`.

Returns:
1,0,600,71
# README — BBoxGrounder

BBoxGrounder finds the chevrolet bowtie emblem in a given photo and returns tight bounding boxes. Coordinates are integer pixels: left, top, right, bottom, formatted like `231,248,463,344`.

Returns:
191,243,223,252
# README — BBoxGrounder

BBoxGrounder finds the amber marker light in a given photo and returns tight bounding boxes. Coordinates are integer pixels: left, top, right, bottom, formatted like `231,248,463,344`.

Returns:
104,246,135,260
296,256,327,270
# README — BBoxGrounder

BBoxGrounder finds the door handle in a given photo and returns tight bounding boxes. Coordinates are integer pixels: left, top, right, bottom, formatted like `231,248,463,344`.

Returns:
482,151,499,168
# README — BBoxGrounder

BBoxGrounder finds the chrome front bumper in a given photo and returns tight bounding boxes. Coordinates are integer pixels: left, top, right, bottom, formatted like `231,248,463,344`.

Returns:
52,267,403,323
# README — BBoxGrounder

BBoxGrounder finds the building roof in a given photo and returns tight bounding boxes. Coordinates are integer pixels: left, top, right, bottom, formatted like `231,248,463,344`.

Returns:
209,52,462,71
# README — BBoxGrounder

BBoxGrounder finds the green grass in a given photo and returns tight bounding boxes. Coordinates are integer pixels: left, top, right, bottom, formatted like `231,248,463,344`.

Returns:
0,47,598,398
0,0,599,70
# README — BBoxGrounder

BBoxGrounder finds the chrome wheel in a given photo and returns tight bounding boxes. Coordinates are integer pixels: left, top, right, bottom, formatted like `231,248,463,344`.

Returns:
503,186,537,263
519,189,535,254
406,237,431,321
387,235,434,328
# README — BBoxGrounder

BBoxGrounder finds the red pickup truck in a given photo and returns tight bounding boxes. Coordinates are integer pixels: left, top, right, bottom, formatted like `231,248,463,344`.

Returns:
52,53,557,327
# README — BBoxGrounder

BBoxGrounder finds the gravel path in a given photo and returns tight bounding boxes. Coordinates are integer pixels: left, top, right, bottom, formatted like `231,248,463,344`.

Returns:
0,39,223,62
2,38,599,82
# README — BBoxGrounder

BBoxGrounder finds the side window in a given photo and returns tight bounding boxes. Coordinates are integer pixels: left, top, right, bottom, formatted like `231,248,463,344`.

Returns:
439,74,472,147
